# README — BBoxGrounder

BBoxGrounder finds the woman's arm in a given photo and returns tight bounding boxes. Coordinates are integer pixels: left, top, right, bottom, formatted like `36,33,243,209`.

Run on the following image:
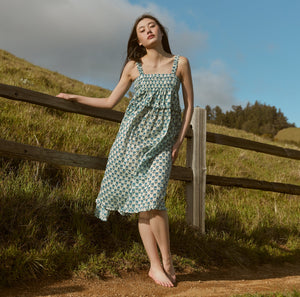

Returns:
172,56,194,163
56,61,136,109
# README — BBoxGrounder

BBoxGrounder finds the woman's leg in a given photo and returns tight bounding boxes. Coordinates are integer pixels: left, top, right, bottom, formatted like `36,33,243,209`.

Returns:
148,210,176,284
138,211,174,287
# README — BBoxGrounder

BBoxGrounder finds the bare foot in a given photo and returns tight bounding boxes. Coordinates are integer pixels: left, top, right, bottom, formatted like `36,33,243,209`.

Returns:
163,257,176,285
148,267,174,287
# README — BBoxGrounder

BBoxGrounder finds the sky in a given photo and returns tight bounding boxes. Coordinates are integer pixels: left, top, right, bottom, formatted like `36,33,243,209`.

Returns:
1,0,299,127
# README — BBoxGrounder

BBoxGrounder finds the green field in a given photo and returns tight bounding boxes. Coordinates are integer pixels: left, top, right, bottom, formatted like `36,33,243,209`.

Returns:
0,49,299,288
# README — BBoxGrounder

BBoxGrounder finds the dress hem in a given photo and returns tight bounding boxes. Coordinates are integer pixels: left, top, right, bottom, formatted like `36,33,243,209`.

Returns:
94,205,167,221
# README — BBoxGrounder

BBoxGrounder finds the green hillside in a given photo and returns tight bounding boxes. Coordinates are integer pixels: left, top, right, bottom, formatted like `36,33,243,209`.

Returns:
0,49,299,287
275,127,300,146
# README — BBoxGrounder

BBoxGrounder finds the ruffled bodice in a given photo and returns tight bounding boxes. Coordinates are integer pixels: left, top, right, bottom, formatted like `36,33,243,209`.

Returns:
126,55,181,112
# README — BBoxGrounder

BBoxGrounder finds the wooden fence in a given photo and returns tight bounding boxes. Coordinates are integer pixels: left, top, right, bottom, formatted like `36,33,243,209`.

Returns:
1,83,300,233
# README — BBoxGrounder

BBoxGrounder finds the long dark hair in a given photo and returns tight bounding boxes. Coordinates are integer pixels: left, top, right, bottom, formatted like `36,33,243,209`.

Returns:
120,14,172,76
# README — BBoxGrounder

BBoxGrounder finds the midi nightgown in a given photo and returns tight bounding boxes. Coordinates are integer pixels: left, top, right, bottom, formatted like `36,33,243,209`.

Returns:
95,55,182,221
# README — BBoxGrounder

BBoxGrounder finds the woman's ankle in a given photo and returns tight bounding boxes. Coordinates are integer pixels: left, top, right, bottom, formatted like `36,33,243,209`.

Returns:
162,254,173,266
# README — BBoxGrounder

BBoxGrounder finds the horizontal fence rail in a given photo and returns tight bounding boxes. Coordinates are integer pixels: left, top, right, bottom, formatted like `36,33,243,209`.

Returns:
1,83,300,200
207,132,300,161
1,138,299,195
206,174,300,195
0,83,124,123
0,139,193,182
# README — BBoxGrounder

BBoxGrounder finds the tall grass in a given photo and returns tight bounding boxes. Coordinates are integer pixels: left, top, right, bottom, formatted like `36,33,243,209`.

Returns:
0,49,299,287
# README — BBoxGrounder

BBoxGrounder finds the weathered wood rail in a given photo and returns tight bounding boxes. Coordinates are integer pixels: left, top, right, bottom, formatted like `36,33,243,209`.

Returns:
1,83,300,233
0,139,193,182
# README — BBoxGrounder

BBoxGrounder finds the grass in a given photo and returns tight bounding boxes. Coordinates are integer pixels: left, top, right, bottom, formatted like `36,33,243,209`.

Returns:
0,49,300,287
274,127,300,147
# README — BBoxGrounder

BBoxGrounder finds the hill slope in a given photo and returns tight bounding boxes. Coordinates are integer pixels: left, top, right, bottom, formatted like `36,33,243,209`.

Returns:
0,49,129,111
0,49,299,287
275,127,300,146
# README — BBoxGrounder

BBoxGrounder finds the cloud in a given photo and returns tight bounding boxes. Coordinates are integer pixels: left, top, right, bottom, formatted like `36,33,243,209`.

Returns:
0,0,207,89
192,60,238,111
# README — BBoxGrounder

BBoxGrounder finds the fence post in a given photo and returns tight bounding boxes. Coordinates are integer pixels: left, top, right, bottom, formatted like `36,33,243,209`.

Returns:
185,107,206,233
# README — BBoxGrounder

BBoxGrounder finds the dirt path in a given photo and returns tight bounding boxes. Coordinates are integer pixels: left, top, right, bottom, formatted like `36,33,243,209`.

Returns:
1,263,299,297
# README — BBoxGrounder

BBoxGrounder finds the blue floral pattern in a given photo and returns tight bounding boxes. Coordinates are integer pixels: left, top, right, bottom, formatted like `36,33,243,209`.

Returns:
95,55,182,221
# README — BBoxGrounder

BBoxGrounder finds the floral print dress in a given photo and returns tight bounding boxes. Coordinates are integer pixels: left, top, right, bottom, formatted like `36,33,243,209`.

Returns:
95,55,182,221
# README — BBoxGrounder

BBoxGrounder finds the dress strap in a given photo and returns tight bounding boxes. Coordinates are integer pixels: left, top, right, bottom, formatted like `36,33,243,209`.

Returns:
136,62,144,75
171,55,180,75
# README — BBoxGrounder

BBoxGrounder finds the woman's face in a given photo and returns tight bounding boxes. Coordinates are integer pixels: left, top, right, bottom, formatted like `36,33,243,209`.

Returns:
136,18,163,49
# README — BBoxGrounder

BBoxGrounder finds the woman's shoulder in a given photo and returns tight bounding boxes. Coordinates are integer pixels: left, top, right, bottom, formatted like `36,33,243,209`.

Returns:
122,60,139,81
177,55,190,66
176,56,191,81
177,56,191,73
124,59,137,70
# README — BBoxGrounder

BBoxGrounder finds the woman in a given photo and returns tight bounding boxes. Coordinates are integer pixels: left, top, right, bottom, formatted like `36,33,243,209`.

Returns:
57,14,194,287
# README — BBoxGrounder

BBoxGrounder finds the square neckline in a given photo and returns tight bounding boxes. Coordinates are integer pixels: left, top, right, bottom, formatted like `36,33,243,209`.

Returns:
136,55,179,75
135,55,180,82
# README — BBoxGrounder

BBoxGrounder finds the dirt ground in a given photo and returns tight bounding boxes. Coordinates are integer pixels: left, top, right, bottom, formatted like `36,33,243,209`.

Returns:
1,263,299,297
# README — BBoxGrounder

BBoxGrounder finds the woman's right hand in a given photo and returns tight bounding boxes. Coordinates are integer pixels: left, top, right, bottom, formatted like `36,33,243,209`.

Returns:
56,93,74,101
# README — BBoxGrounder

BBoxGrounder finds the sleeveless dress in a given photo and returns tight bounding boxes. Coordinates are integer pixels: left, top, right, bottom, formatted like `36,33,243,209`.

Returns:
95,55,182,221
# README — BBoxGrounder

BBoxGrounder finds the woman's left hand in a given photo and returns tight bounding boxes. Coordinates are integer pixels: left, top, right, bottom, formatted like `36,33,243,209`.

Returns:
171,142,181,164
